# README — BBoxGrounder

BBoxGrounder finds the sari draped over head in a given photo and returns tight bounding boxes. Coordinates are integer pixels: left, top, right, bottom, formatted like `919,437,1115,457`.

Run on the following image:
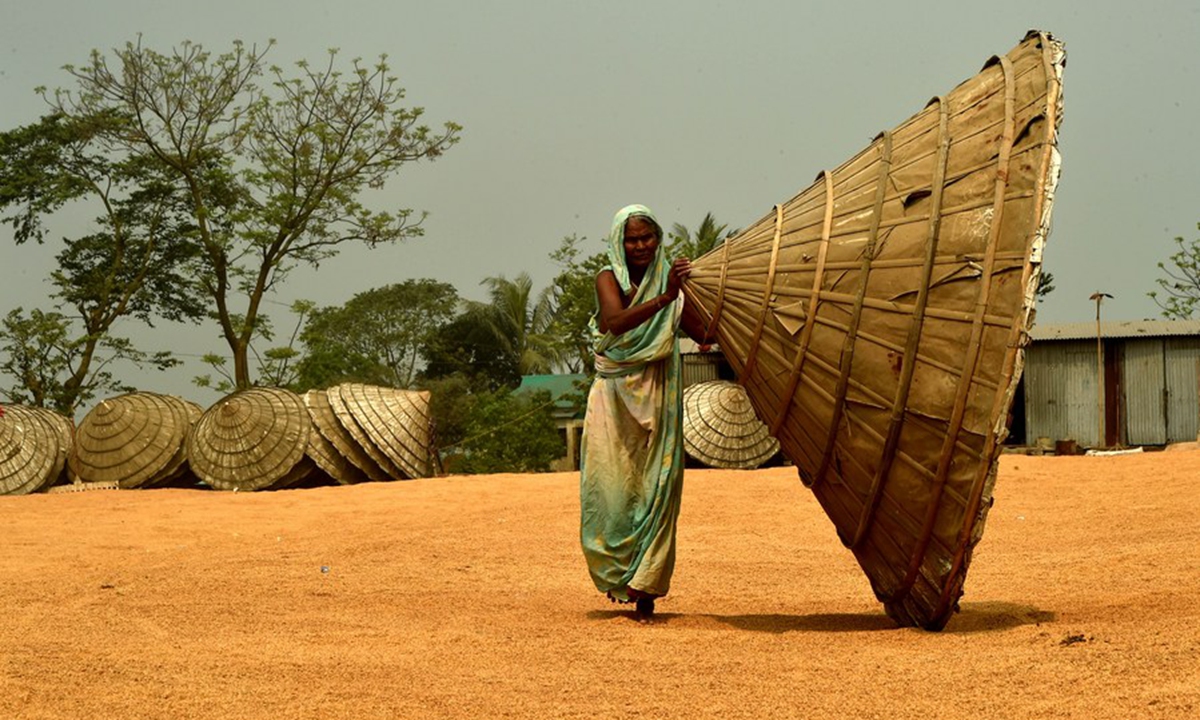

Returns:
580,204,684,601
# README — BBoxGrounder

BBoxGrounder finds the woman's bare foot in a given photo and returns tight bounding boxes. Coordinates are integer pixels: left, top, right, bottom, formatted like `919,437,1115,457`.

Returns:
635,597,655,622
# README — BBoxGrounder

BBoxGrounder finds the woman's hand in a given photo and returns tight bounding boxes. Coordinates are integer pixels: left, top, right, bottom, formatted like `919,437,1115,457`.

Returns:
666,258,692,299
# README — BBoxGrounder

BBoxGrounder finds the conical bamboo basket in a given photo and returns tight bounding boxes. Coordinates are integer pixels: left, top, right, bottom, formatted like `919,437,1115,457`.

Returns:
682,380,780,469
682,31,1064,629
147,398,204,488
32,407,74,488
69,392,194,489
328,383,435,480
302,389,372,485
0,405,69,495
186,387,311,492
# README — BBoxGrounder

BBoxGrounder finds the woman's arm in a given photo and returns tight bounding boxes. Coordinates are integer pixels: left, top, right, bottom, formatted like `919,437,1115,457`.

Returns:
595,259,692,336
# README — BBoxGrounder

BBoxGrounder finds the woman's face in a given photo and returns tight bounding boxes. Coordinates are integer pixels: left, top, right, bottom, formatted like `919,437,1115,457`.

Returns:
623,216,660,272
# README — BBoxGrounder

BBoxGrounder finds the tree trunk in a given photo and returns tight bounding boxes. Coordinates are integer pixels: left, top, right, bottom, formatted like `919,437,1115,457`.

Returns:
233,338,252,389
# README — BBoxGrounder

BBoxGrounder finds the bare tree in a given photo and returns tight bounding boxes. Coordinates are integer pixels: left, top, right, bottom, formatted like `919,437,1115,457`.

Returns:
44,38,461,387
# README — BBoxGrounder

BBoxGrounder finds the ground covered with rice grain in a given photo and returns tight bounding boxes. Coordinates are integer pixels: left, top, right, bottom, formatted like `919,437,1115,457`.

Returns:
2,451,1197,718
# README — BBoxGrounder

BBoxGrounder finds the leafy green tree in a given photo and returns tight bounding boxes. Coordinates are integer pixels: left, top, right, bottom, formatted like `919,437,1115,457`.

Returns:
445,388,563,474
294,280,458,390
415,373,475,450
547,234,608,373
1036,271,1055,302
42,38,461,388
0,112,204,414
193,300,315,393
0,308,177,415
473,272,564,375
420,314,521,391
666,212,734,260
1149,225,1200,319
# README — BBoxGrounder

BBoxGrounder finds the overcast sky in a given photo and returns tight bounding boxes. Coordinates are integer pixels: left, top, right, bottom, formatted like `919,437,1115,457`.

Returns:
2,0,1198,410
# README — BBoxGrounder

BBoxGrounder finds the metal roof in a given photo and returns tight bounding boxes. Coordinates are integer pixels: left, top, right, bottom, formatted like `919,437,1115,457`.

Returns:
1029,319,1200,341
517,374,589,419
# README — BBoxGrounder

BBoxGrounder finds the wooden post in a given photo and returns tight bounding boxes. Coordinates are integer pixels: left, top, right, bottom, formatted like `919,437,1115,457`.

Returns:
1089,292,1112,448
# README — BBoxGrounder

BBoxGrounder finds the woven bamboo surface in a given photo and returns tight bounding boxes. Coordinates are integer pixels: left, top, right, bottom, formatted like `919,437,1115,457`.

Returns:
144,399,204,488
306,388,390,482
681,31,1065,629
0,406,69,495
682,380,780,469
302,390,372,485
328,383,435,480
69,392,193,489
185,387,311,492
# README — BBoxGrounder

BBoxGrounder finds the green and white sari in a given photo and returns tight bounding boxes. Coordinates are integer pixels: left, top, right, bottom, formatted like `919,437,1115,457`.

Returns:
580,205,684,602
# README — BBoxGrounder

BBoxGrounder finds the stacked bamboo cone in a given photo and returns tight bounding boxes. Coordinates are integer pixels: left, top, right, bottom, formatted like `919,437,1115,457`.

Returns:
682,31,1064,629
185,383,435,491
0,406,72,495
69,392,202,489
0,383,435,494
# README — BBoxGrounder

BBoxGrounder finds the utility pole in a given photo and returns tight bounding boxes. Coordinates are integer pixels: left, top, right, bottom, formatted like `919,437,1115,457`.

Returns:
1089,292,1113,448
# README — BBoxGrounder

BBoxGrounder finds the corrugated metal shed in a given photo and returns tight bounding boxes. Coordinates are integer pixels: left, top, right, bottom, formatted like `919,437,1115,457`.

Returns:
1123,340,1167,445
1024,340,1101,447
680,339,733,389
1030,319,1200,341
1124,337,1200,444
1164,337,1200,442
1021,320,1200,447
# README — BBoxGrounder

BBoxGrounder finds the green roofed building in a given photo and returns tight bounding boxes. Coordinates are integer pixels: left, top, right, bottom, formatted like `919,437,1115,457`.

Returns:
517,374,588,471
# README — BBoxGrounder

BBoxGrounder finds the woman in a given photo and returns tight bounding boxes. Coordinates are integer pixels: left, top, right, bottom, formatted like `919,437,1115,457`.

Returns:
579,204,709,621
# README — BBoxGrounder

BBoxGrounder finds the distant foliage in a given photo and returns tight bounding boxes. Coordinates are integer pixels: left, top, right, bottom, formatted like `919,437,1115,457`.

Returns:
472,272,566,376
0,307,178,415
0,112,203,415
1036,271,1055,302
441,388,563,474
39,38,461,388
1149,225,1200,319
421,314,522,392
417,373,477,451
666,212,735,260
548,234,608,373
294,280,459,391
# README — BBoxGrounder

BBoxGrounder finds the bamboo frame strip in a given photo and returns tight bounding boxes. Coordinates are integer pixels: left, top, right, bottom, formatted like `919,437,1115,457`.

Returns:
710,186,1041,270
810,133,893,484
700,251,1028,279
703,237,732,343
739,204,785,385
711,279,1021,333
887,55,1016,602
728,61,1044,233
716,91,1047,258
708,295,987,477
688,280,1004,397
848,97,951,548
933,31,1063,621
771,172,836,435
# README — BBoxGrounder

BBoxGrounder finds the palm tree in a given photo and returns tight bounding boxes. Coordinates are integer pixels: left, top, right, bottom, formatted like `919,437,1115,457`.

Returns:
667,212,735,260
473,273,565,375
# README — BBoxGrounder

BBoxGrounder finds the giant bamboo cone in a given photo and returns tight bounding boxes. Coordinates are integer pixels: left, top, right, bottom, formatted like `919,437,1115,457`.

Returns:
0,406,69,495
186,387,311,492
69,392,194,489
327,383,436,480
302,389,372,485
682,31,1065,629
